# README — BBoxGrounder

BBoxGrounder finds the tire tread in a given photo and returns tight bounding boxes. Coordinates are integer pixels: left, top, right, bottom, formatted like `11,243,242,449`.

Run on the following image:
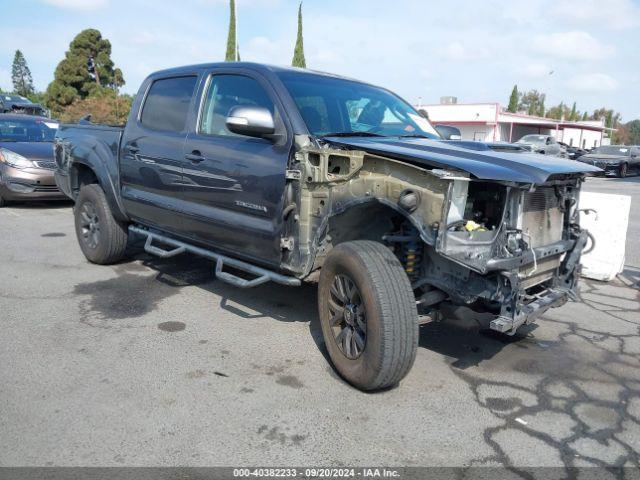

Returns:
74,184,128,264
323,240,418,390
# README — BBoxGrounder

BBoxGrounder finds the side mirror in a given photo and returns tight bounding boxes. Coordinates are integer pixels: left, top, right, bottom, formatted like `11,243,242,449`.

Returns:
226,106,276,138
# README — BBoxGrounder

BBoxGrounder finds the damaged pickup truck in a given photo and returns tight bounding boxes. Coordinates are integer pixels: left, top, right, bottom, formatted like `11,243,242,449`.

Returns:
54,63,601,391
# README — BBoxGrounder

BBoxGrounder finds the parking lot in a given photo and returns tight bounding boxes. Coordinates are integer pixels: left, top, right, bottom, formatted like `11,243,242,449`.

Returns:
1,176,639,470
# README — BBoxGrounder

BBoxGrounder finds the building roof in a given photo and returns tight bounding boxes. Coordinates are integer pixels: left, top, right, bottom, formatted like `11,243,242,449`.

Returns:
418,102,608,132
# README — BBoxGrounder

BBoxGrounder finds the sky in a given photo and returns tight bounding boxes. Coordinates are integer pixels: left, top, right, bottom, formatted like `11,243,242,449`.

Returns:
1,0,639,119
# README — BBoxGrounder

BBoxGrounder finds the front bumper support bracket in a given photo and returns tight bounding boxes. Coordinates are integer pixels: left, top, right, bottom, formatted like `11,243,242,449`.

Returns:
490,288,569,334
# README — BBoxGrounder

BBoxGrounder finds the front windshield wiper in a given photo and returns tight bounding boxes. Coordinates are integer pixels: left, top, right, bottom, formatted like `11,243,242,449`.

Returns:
398,134,432,139
319,131,385,138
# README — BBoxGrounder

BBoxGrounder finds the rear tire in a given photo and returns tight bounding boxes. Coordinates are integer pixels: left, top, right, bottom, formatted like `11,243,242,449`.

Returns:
318,241,419,391
74,184,128,264
618,163,628,178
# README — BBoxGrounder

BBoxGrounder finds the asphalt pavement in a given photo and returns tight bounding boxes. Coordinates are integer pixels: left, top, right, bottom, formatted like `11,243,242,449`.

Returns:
1,176,639,472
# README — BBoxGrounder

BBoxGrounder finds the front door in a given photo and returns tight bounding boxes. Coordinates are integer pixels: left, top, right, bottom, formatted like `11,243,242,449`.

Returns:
181,71,291,267
120,74,199,233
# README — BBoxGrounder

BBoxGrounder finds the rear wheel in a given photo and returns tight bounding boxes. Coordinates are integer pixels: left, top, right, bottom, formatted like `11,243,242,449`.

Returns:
74,184,128,264
618,163,628,178
318,241,419,391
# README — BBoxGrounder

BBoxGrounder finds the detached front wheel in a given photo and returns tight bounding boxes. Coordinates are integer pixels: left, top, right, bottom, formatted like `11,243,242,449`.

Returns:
318,241,419,391
74,184,128,264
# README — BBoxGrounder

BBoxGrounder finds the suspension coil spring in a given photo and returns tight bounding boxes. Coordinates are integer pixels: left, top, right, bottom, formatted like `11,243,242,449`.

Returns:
401,225,423,282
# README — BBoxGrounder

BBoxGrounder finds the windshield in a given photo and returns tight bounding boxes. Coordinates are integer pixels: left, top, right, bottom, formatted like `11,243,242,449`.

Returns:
3,95,31,103
592,146,630,156
0,118,58,142
277,72,439,138
518,135,546,144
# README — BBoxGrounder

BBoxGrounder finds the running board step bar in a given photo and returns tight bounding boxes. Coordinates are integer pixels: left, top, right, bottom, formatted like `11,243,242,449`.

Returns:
130,225,301,289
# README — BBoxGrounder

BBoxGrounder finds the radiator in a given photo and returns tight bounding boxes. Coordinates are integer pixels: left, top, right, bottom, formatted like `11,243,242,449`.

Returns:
520,188,564,248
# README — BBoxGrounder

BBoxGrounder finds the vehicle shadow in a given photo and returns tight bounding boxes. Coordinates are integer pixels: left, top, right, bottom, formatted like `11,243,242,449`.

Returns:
114,249,328,355
114,247,533,372
418,306,538,370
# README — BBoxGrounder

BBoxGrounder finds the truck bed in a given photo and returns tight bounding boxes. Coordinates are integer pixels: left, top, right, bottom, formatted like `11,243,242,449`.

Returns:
54,123,126,218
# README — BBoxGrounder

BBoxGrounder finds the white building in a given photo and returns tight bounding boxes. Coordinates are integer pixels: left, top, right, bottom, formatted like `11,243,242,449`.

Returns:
416,102,610,149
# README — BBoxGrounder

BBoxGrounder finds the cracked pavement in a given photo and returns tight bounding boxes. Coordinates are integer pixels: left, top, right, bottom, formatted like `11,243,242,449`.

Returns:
0,177,638,472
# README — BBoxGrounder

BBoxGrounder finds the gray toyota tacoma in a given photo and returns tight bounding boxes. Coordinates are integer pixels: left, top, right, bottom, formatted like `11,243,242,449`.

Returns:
54,63,601,391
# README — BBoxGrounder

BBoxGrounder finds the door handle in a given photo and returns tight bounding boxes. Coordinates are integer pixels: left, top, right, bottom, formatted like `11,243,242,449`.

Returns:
185,151,206,163
124,144,139,154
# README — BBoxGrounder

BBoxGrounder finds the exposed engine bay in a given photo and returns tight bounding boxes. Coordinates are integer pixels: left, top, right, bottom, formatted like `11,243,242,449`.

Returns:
282,136,589,334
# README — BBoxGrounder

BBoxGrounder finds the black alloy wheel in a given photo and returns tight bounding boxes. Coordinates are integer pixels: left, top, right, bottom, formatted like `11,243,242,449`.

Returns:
328,273,367,359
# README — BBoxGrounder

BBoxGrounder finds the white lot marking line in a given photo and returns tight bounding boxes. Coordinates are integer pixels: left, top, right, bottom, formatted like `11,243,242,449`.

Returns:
515,417,528,426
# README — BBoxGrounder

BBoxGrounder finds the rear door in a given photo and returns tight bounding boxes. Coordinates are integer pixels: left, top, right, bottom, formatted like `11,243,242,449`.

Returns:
181,70,291,266
120,74,198,233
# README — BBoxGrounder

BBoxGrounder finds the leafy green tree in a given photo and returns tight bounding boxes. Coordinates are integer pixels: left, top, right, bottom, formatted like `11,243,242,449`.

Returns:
225,0,238,61
537,99,545,117
26,91,46,105
113,68,125,91
58,87,132,125
569,102,578,121
507,85,518,113
547,102,569,120
582,112,588,121
590,107,621,129
45,29,121,114
11,50,35,96
518,90,545,116
589,107,623,142
623,120,640,144
291,2,306,68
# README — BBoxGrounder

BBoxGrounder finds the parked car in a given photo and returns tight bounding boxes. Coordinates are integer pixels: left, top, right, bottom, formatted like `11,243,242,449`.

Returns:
516,134,562,156
558,141,587,160
578,145,640,178
0,94,47,116
55,63,600,391
0,114,66,206
434,124,461,140
434,125,527,153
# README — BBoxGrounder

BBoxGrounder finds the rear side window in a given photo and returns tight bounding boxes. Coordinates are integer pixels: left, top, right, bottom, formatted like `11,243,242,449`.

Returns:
140,76,198,132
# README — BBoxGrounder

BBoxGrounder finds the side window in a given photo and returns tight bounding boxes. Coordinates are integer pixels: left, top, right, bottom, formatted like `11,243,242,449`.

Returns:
199,74,275,137
140,76,198,132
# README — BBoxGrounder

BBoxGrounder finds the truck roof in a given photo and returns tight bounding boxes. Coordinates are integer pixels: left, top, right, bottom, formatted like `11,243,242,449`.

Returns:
148,61,364,84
